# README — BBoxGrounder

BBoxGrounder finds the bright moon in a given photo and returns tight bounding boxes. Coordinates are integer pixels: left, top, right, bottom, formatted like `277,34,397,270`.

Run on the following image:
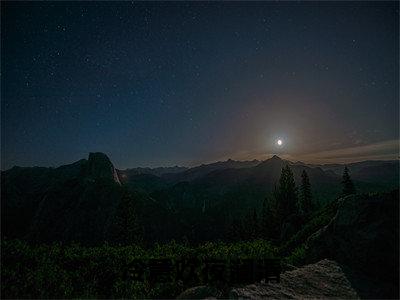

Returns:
277,139,283,146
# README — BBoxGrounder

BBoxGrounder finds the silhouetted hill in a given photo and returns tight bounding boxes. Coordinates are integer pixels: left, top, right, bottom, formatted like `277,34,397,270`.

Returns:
2,153,398,245
194,156,338,195
83,152,121,184
315,160,399,187
153,156,340,214
124,157,398,203
1,153,124,243
118,173,169,193
117,166,187,181
162,158,261,183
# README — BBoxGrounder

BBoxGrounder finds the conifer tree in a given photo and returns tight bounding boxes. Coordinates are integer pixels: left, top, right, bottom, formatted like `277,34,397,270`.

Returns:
242,209,259,239
229,217,244,241
251,208,259,239
261,197,269,236
300,170,312,215
342,166,356,196
275,165,298,225
109,189,143,245
261,197,278,239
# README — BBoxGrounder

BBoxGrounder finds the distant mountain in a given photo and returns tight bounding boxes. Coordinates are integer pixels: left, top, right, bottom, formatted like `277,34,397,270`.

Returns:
2,152,398,245
162,158,261,183
308,160,399,189
1,152,124,243
118,173,169,193
149,155,398,242
117,166,187,179
316,159,397,173
204,154,336,188
138,156,398,194
84,152,121,184
151,155,341,219
1,152,121,218
116,166,187,192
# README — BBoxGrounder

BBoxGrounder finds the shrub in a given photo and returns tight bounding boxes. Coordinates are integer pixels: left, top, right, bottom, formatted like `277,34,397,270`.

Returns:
1,238,277,299
284,244,307,266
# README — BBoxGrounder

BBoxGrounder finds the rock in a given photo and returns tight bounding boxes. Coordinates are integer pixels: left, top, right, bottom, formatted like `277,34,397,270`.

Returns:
176,285,223,299
305,190,399,299
230,259,359,299
85,152,121,184
178,260,360,299
305,190,399,298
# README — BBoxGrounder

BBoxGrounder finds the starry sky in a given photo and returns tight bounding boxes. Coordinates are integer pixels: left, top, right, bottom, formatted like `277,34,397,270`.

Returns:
2,1,399,169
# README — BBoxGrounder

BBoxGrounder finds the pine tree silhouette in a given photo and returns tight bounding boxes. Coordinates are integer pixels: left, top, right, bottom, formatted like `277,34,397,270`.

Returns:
109,189,143,245
300,170,312,215
251,208,259,239
261,198,269,236
261,197,278,239
275,165,298,225
341,166,356,196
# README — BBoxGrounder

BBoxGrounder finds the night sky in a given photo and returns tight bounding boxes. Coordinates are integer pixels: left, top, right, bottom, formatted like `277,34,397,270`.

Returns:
2,1,399,169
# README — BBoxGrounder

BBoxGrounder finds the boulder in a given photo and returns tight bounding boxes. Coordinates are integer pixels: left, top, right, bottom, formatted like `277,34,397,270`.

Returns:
178,260,359,299
176,285,223,299
230,259,359,299
306,192,398,277
305,191,399,298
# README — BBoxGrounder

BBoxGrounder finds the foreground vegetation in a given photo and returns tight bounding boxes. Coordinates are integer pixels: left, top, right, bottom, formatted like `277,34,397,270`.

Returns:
1,239,277,299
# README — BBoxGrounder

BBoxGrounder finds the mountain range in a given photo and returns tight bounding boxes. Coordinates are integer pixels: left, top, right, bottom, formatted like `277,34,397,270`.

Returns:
1,152,398,245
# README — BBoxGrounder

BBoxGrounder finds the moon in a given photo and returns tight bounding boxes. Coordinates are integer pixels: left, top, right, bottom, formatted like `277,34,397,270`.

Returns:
276,139,283,146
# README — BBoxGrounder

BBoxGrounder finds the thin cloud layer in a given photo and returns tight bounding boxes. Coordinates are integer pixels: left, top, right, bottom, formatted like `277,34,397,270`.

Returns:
296,140,399,164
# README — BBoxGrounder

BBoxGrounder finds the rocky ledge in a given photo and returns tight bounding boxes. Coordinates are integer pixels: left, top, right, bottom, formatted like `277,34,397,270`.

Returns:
177,259,359,299
230,259,358,299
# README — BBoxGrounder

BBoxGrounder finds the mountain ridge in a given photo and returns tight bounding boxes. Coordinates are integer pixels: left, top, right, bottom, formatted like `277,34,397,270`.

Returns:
1,151,399,246
4,152,397,196
4,152,398,175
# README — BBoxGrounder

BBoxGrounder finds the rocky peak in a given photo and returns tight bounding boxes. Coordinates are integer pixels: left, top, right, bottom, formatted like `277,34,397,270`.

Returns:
257,155,285,168
84,152,120,184
270,155,282,161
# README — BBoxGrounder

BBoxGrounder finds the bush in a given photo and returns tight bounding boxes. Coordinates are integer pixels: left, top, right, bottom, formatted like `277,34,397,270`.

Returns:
284,244,307,266
1,239,277,299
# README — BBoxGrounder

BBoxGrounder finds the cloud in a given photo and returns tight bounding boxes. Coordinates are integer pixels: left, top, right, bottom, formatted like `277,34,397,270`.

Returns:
296,139,399,163
201,139,399,166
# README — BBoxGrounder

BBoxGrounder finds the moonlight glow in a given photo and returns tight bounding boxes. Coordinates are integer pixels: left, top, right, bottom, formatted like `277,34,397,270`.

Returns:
1,3,397,169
